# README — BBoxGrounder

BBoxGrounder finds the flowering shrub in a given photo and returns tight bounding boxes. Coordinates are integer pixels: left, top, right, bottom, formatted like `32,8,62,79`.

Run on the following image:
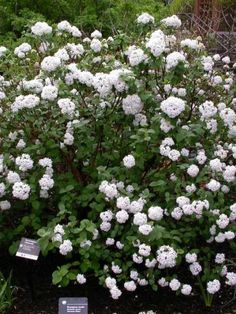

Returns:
0,14,236,306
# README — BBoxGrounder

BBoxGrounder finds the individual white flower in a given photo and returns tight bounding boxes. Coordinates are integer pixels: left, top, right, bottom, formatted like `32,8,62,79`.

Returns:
15,154,34,172
31,22,52,36
169,278,181,291
52,233,62,242
57,20,72,32
181,39,199,50
206,179,221,192
11,95,40,112
6,171,21,184
116,210,129,224
122,95,143,115
161,15,182,28
64,132,74,146
133,213,147,226
156,245,177,269
0,46,7,58
105,277,116,289
59,239,73,255
146,30,166,57
171,207,183,220
216,214,229,229
41,56,61,72
124,280,137,291
225,272,236,286
215,253,225,264
158,277,169,287
76,274,86,284
160,96,185,118
116,196,130,210
199,101,217,119
70,26,82,37
168,149,180,161
181,284,192,295
148,206,163,221
100,221,111,232
12,182,30,200
106,238,115,246
207,279,221,294
166,52,185,70
39,174,54,191
123,154,135,168
57,98,76,116
138,224,153,235
0,200,11,211
176,196,190,208
90,38,102,53
222,56,230,64
41,85,58,101
138,243,151,257
54,224,65,235
128,48,146,66
185,252,197,263
91,30,102,38
14,43,31,58
187,165,199,177
189,262,202,275
137,13,154,24
110,286,122,299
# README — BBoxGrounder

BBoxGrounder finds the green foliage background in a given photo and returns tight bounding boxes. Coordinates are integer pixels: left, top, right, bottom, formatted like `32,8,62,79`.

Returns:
0,0,171,44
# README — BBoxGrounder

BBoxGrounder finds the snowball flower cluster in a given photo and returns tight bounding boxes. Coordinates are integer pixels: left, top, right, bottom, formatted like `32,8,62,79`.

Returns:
156,246,177,269
12,182,31,200
161,15,182,29
166,51,186,70
122,94,143,115
14,43,31,58
59,239,73,255
41,56,61,72
207,279,221,294
137,13,154,25
146,30,165,57
15,154,34,172
31,22,52,36
123,154,135,169
160,96,185,118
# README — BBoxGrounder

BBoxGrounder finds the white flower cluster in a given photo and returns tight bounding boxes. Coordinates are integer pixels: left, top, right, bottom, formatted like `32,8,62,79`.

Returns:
12,182,31,200
57,98,76,116
160,96,185,118
11,95,40,112
166,51,186,70
31,22,52,36
15,154,34,172
122,94,143,115
59,239,73,255
14,43,31,58
156,245,177,269
41,56,61,72
161,15,182,29
146,30,166,57
57,21,82,37
137,13,154,25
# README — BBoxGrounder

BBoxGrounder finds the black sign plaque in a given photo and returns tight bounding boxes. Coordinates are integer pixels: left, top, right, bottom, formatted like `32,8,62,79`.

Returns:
59,298,88,314
16,237,40,261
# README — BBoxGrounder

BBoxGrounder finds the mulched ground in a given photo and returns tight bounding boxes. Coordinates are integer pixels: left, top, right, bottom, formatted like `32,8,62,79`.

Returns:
1,251,236,314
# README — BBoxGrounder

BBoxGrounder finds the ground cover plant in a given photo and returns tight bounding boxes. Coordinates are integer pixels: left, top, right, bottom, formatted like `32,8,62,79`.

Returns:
0,13,236,308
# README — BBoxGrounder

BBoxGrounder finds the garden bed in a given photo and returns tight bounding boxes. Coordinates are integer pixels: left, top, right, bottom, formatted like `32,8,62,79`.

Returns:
1,251,236,314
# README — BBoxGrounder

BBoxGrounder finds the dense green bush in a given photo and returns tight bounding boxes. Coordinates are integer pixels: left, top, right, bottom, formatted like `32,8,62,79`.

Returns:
0,0,169,43
0,14,236,306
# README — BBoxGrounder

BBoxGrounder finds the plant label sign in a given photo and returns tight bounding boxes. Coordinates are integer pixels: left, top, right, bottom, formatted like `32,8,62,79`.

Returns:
58,297,88,314
16,237,40,261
